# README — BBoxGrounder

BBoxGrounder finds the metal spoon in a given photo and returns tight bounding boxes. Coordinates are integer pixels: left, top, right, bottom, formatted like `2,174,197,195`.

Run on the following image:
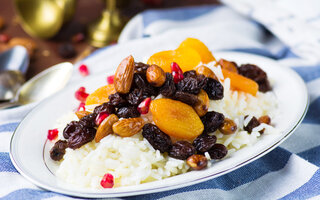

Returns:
0,62,73,109
0,46,29,101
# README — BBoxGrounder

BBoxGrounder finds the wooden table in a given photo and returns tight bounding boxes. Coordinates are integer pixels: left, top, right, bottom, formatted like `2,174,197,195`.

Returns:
0,0,219,80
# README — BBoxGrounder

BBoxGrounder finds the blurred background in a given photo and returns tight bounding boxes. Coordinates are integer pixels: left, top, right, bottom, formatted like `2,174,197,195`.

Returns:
0,0,219,80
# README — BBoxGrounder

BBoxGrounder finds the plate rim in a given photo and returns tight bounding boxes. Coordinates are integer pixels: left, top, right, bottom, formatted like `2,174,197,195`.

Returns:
9,51,309,198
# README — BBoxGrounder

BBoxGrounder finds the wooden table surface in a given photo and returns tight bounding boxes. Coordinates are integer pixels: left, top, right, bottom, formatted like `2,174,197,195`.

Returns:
0,0,219,80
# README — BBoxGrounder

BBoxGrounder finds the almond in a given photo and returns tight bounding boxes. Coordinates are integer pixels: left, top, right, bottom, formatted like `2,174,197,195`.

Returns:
193,89,209,117
146,64,166,87
75,111,91,119
112,117,145,137
95,114,119,142
114,55,134,94
195,65,217,80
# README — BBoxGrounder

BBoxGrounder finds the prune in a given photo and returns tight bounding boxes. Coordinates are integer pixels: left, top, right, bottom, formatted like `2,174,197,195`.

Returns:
133,73,158,96
63,121,82,139
201,111,225,133
244,116,260,133
203,78,224,100
193,134,217,153
50,140,68,161
127,88,146,105
79,113,97,128
134,62,149,73
93,102,115,115
176,77,201,95
174,91,198,106
208,143,228,159
238,64,271,92
68,127,96,149
116,106,140,118
183,70,197,78
108,93,128,107
168,141,196,160
142,123,172,153
160,73,176,97
58,43,76,58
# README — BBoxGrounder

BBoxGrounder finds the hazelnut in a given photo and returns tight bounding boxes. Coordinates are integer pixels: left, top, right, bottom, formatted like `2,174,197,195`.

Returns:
218,59,238,73
195,65,217,80
219,118,237,135
187,154,208,170
193,89,209,117
146,64,166,87
114,55,135,94
9,37,37,56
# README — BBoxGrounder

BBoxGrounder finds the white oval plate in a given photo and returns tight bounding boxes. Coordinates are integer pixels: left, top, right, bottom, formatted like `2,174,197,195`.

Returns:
10,51,308,198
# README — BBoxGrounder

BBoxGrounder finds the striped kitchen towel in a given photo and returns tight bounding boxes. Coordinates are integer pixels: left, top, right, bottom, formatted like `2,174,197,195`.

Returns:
1,1,320,200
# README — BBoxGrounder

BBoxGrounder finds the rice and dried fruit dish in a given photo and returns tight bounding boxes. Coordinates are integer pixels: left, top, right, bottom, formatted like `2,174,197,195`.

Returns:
48,38,278,189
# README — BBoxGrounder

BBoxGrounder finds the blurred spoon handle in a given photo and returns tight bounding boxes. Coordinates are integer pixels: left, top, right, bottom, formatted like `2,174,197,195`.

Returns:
0,101,20,109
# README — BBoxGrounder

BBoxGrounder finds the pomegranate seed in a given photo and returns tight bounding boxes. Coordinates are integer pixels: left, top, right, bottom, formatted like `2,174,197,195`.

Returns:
77,102,86,111
137,97,152,114
95,112,109,126
71,32,85,43
171,62,184,83
78,64,89,77
75,87,89,102
107,75,114,84
100,173,114,188
0,34,10,43
47,129,59,141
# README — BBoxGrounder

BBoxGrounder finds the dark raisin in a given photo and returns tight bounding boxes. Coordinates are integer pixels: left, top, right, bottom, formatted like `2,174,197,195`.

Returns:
133,73,158,96
160,73,176,97
201,111,225,133
193,134,217,153
244,116,260,133
176,77,201,95
67,127,96,149
93,102,115,115
108,93,128,107
63,121,82,139
197,75,208,89
208,143,228,159
203,78,224,100
238,64,271,92
116,106,140,118
183,70,197,78
127,88,147,105
169,141,196,160
50,140,68,161
174,91,198,106
79,113,97,128
142,123,172,153
58,43,76,58
134,62,150,73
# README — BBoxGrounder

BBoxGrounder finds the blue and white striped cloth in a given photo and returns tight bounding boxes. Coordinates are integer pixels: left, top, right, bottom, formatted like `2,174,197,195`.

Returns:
1,1,320,199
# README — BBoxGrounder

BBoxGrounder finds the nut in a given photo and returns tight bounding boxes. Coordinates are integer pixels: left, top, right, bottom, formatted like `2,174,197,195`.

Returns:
112,117,145,137
114,55,135,94
75,111,91,119
146,64,166,87
95,114,119,142
219,118,237,135
9,37,37,56
218,59,238,73
258,115,271,124
195,65,217,80
193,89,209,117
186,154,208,170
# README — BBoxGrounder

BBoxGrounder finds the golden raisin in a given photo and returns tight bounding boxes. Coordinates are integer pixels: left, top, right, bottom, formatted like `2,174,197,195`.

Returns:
219,118,237,135
186,154,208,170
193,89,209,117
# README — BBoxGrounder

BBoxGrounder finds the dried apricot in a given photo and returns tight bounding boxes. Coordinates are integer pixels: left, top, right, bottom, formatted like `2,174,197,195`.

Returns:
85,84,116,105
147,50,175,72
150,98,204,141
178,38,215,63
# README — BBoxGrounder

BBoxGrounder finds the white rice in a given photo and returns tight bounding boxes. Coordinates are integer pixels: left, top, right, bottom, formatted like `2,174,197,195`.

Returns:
53,63,279,189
